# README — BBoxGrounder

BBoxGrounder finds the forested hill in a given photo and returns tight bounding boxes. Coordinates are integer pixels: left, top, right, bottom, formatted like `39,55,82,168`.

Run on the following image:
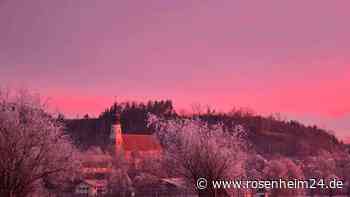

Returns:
63,100,345,157
64,100,175,149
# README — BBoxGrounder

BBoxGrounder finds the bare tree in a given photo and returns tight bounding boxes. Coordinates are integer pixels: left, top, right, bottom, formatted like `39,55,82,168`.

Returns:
0,90,81,197
148,114,247,197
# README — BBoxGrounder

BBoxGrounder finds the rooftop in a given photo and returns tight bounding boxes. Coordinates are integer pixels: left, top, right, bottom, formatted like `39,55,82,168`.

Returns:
122,134,162,152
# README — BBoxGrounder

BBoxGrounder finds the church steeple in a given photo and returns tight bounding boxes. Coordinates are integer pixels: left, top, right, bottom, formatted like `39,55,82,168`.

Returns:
110,113,123,156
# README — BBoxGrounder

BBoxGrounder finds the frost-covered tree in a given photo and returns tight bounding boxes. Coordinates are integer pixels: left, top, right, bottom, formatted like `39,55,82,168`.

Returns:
137,155,167,178
245,154,268,180
0,90,81,197
264,157,305,197
148,114,247,197
335,153,350,196
302,150,339,196
302,150,337,180
108,167,132,195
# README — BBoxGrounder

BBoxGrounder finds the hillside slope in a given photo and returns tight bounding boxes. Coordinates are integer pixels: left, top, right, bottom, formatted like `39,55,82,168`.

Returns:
64,101,345,158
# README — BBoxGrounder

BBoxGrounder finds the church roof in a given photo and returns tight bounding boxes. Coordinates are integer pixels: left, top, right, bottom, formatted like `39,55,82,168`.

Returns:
121,134,162,152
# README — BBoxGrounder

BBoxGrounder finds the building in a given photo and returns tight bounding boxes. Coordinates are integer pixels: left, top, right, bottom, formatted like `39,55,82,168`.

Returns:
68,114,163,196
81,154,113,178
74,179,108,196
110,114,162,165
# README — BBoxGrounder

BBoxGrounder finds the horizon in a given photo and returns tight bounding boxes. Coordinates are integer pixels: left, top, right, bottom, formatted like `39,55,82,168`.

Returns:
53,97,348,143
1,0,349,140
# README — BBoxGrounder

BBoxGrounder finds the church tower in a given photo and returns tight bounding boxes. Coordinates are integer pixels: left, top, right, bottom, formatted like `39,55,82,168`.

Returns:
110,113,123,157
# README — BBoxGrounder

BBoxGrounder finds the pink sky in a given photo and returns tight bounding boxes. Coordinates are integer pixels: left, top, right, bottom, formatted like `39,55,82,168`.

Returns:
0,0,349,140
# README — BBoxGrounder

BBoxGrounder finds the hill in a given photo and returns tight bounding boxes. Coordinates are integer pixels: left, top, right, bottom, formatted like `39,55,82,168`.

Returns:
63,100,345,158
